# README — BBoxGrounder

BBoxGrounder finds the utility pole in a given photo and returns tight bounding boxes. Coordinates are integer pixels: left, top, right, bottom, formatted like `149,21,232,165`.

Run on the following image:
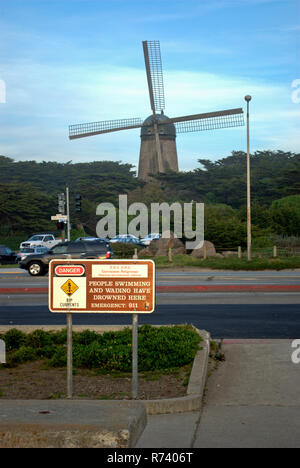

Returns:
245,95,252,261
66,186,71,242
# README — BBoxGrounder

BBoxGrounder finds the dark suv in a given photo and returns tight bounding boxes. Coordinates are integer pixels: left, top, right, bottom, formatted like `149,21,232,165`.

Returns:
19,240,112,276
0,245,17,264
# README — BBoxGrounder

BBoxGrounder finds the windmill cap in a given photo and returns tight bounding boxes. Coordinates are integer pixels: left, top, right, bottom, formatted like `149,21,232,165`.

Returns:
141,113,176,140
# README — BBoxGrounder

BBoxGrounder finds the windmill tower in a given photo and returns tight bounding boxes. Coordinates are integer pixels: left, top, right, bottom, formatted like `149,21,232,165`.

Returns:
69,41,244,180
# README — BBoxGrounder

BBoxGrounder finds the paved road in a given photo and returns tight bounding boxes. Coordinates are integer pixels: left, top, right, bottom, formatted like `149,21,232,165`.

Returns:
0,302,299,339
1,269,300,287
1,269,299,338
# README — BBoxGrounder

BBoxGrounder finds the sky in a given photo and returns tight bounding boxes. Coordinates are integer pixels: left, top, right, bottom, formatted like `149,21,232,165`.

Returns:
0,0,299,172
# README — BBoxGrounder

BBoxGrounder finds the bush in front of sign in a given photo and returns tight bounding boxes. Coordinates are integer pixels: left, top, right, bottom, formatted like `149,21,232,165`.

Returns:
137,325,202,370
1,325,202,372
0,328,26,352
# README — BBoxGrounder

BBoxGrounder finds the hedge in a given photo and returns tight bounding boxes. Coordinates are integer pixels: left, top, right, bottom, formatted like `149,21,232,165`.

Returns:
0,325,202,371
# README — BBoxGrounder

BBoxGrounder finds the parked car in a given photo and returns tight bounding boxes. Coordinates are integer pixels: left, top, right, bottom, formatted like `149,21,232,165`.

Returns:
16,246,50,263
20,234,61,250
75,236,110,243
109,234,145,246
19,240,113,276
140,233,161,246
0,245,17,264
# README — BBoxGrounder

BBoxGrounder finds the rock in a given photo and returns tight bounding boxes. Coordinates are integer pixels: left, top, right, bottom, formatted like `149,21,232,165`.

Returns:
139,232,186,257
153,233,186,257
191,240,216,258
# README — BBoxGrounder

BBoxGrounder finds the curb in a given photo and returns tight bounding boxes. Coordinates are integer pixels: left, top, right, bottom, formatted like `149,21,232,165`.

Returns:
143,329,210,415
0,400,147,448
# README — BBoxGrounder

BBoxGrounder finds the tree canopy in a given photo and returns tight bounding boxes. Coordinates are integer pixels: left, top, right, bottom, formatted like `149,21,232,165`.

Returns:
0,150,299,242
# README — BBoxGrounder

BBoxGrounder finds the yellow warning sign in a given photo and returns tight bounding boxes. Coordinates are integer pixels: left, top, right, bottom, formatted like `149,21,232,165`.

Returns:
61,278,79,297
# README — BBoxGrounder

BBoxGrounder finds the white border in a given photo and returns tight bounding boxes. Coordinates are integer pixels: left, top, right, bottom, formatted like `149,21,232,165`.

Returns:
48,259,156,314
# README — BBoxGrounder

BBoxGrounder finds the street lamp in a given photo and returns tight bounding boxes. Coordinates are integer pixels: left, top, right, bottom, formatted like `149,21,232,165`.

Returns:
245,95,252,261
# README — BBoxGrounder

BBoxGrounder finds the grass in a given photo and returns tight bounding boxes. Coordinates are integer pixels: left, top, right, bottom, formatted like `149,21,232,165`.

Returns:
149,254,300,270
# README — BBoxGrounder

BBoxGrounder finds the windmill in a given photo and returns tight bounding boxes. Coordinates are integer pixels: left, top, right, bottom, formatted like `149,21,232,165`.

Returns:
69,40,244,180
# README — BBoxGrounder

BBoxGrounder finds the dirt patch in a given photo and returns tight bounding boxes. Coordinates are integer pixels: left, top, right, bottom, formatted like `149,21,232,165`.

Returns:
0,361,191,400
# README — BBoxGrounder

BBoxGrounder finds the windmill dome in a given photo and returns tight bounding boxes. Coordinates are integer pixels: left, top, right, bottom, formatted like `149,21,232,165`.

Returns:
141,113,176,140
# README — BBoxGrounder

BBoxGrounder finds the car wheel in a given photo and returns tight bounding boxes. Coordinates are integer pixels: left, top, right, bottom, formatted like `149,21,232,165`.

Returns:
28,261,44,276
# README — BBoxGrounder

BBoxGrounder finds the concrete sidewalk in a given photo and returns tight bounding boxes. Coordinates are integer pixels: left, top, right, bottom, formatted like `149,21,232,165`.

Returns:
1,339,299,448
136,340,300,448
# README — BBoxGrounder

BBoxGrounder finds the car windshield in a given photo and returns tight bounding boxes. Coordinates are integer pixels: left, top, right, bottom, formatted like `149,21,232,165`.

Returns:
52,245,68,254
28,235,44,241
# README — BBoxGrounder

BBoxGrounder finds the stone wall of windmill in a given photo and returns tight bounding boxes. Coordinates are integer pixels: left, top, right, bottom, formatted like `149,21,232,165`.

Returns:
138,113,179,181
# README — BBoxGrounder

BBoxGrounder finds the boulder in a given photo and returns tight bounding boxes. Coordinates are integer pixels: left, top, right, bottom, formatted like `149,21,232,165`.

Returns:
140,232,186,257
191,240,216,258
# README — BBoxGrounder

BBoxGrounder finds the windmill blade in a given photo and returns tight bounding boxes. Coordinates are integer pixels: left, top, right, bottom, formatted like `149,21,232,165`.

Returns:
69,117,143,140
143,40,165,114
167,108,244,134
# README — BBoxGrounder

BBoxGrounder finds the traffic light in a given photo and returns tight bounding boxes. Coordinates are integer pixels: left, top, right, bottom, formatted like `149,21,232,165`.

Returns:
57,221,65,230
75,194,82,212
58,193,65,214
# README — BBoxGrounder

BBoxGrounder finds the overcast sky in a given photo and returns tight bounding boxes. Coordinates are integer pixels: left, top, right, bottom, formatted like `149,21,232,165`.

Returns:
0,0,299,172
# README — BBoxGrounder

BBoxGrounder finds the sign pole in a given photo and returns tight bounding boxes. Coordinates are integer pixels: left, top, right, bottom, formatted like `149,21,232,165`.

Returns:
66,186,71,242
66,310,73,399
132,313,138,399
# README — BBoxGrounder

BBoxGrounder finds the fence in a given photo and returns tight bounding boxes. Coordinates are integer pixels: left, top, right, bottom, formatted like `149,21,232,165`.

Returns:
216,245,300,259
132,246,300,261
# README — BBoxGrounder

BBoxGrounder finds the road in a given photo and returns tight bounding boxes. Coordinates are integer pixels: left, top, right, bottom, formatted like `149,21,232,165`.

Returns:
0,268,299,339
1,268,300,287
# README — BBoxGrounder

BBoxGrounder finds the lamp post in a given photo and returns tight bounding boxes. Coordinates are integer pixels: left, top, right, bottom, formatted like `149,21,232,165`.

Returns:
245,95,252,261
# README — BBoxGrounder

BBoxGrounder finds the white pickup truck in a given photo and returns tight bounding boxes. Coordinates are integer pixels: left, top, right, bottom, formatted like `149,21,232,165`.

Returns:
20,234,61,250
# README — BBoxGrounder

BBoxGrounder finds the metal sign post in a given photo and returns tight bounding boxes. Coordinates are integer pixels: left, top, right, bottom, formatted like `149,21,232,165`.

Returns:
66,186,71,242
66,311,73,399
132,313,138,399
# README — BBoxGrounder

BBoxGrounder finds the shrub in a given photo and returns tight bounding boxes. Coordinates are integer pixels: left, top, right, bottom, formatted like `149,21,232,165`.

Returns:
137,325,201,370
50,329,67,345
26,330,53,349
10,346,37,365
73,329,101,346
3,329,26,351
2,325,202,372
112,242,144,259
36,344,57,359
47,346,67,367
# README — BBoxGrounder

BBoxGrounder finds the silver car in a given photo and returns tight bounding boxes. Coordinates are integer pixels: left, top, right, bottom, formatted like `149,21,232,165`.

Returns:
17,246,50,262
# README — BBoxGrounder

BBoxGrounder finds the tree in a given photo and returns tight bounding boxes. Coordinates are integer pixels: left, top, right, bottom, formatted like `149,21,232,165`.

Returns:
270,195,300,236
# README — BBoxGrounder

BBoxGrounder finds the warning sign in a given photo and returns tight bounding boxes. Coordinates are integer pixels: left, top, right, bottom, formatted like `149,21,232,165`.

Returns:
49,259,155,314
61,279,79,297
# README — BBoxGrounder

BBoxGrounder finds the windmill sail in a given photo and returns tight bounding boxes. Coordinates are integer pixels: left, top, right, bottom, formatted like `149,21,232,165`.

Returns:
169,108,245,133
142,40,166,172
142,40,165,114
69,117,143,140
